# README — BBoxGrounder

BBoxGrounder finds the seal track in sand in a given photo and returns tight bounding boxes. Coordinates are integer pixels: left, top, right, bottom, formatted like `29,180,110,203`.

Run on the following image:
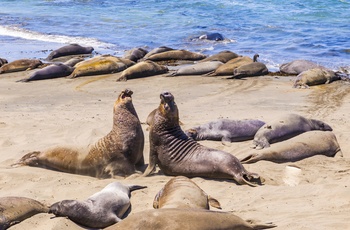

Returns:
74,74,116,92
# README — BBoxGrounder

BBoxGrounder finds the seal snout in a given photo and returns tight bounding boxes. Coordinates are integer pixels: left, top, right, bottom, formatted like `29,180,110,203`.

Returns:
121,88,133,99
160,91,174,103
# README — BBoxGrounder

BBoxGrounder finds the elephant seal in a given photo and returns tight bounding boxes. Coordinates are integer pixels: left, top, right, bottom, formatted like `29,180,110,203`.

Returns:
63,57,85,67
241,131,342,164
0,59,43,74
0,58,7,67
293,68,340,88
0,196,49,229
252,113,333,149
46,44,94,60
123,47,148,62
145,49,206,62
153,176,221,210
105,209,277,230
185,119,265,144
13,89,144,178
228,54,268,79
18,63,74,82
198,50,239,63
142,91,261,186
49,182,146,229
143,46,175,59
169,61,223,76
117,60,168,81
279,60,322,75
206,55,253,76
199,32,224,41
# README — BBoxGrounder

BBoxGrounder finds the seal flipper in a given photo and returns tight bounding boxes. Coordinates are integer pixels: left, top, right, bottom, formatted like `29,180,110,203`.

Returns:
245,219,277,229
208,195,222,209
11,151,41,167
240,153,260,164
221,136,232,146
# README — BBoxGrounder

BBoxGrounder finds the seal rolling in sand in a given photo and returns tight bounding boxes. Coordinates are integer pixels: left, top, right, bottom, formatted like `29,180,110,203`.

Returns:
49,182,147,229
142,91,261,186
13,89,144,178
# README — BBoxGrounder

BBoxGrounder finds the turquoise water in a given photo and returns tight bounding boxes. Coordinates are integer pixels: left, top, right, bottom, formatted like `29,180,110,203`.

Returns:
0,0,349,70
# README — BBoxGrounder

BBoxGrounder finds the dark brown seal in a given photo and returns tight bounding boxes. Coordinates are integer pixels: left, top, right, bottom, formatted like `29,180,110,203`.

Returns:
145,49,206,62
0,59,43,74
12,89,144,178
142,91,261,186
153,176,221,210
0,58,8,67
46,44,94,60
241,131,342,164
49,182,146,229
0,196,49,229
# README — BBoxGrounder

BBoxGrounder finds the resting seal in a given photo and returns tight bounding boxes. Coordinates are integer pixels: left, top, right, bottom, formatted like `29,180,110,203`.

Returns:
293,68,340,88
198,50,239,63
46,44,94,60
228,54,268,79
105,208,277,230
0,58,8,67
142,91,261,186
145,49,206,62
279,60,322,75
185,119,265,144
199,32,225,41
143,46,175,60
18,63,74,82
123,47,148,62
252,113,333,149
13,89,144,178
206,55,253,76
169,61,223,76
117,60,168,81
0,59,43,74
0,196,49,229
153,176,221,210
49,182,146,229
241,131,342,164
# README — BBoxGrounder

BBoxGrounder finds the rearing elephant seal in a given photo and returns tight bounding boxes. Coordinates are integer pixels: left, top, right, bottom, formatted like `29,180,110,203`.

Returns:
241,131,342,164
49,182,147,229
252,113,333,149
142,91,261,186
153,176,221,210
13,89,144,178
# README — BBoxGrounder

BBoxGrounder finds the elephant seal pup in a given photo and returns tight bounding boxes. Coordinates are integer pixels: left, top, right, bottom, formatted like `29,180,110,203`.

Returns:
0,196,49,229
145,49,206,62
293,68,340,88
46,44,94,60
206,55,253,76
153,176,221,210
228,54,268,79
142,91,261,186
123,47,148,62
0,58,8,67
0,59,43,74
252,113,333,150
241,131,342,164
13,89,144,178
117,60,168,81
18,63,74,82
105,209,277,230
185,119,265,144
198,50,240,63
279,59,322,75
169,61,223,76
49,182,146,229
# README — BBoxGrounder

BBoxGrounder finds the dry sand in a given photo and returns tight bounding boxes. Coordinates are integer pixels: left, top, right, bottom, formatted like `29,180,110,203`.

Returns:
0,69,349,229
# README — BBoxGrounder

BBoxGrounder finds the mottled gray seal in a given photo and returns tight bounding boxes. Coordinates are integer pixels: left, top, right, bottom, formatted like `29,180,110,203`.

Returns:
117,60,168,81
279,60,322,75
228,54,268,79
169,61,223,76
12,89,144,178
252,113,333,149
206,55,253,76
46,44,94,60
241,131,342,164
145,49,206,62
105,208,277,230
123,47,148,62
153,176,221,210
49,182,146,229
0,196,49,229
185,119,265,144
18,63,74,82
198,50,240,63
142,91,261,186
293,67,340,88
0,59,43,74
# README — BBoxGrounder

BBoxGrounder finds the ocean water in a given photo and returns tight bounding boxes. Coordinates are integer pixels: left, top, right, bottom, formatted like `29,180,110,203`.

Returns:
0,0,349,71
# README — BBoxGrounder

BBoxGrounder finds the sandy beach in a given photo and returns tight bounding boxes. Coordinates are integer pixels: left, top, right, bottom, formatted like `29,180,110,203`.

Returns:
0,70,349,229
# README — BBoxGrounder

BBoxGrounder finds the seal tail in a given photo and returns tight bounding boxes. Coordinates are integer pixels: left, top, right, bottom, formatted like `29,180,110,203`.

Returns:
128,185,147,192
251,223,277,229
240,153,259,164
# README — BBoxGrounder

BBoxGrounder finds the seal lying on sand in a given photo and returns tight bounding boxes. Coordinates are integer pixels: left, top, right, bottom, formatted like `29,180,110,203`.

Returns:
18,63,74,82
169,61,223,76
142,46,174,60
123,47,148,62
206,55,253,76
293,68,340,88
145,49,206,62
49,182,146,229
13,89,144,178
198,50,239,63
0,196,49,229
279,60,321,75
241,131,342,164
0,58,8,67
228,54,268,79
153,176,221,210
185,119,265,144
46,44,94,61
252,113,333,149
0,59,43,74
116,60,168,81
142,91,261,186
104,208,277,230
